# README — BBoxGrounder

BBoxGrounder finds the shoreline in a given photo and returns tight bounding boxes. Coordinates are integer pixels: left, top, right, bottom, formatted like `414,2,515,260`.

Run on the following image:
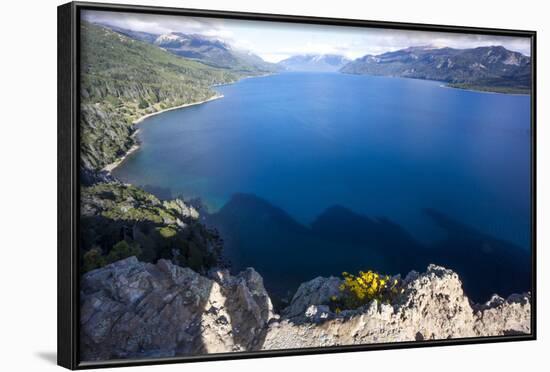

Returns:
103,143,140,173
102,93,224,173
211,72,273,88
439,84,530,96
343,71,529,96
102,72,274,174
133,93,224,125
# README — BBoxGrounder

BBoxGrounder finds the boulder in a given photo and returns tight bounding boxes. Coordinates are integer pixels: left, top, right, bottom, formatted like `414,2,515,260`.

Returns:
283,276,341,319
80,257,274,361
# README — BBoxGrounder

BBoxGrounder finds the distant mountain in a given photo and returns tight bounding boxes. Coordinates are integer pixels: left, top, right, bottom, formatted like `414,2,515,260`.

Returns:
94,23,159,44
153,32,279,73
231,49,281,73
341,45,531,93
94,23,278,74
278,54,351,72
154,33,232,66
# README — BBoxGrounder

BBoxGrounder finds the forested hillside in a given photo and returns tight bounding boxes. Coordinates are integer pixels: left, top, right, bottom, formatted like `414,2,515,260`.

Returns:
80,22,238,171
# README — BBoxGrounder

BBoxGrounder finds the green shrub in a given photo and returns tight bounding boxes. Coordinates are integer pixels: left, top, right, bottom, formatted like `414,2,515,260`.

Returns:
104,94,120,106
158,226,177,238
82,248,106,273
138,99,149,109
187,242,206,271
330,270,404,312
106,240,142,263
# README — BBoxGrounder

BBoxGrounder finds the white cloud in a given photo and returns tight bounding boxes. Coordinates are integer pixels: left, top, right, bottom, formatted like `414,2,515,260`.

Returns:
83,10,234,39
82,10,531,62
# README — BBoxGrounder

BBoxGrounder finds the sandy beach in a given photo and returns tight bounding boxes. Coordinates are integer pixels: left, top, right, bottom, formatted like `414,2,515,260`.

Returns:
102,93,224,173
133,93,224,125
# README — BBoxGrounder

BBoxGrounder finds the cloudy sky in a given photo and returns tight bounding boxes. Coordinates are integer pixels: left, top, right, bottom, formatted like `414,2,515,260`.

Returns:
83,10,531,62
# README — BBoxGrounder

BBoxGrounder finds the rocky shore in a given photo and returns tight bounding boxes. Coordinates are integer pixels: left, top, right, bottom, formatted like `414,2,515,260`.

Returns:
80,258,531,361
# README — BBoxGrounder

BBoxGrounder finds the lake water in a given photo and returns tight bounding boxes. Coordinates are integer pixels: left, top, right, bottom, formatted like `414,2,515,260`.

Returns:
113,72,532,302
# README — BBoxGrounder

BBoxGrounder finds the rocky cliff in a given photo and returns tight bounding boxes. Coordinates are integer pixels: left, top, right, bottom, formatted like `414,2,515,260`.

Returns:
80,257,274,360
264,265,530,349
80,259,530,361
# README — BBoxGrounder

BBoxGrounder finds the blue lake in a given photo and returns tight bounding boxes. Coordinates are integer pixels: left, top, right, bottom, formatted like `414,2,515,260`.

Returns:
113,72,532,302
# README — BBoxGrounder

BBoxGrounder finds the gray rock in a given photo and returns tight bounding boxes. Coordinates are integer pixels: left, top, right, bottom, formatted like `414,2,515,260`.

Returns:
304,305,333,323
261,265,531,350
80,257,274,361
473,292,531,336
163,199,200,220
283,276,341,319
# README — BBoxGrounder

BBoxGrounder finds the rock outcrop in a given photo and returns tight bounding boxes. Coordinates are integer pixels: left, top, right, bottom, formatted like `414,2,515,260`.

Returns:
80,260,530,361
262,265,530,349
282,275,342,319
80,257,274,361
473,293,531,336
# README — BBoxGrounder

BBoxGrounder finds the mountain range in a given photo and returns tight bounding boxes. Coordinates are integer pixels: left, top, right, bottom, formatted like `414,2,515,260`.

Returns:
277,54,351,72
94,23,279,74
340,45,531,93
95,23,530,93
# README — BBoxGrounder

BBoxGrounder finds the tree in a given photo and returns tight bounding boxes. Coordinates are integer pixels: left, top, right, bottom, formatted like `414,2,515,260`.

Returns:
138,98,149,109
106,240,142,263
82,248,107,273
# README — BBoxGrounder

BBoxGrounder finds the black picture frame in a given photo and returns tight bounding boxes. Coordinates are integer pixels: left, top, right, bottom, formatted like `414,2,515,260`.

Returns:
58,1,537,369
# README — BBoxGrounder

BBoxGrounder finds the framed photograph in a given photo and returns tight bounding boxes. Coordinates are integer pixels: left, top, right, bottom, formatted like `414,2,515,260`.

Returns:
58,1,536,369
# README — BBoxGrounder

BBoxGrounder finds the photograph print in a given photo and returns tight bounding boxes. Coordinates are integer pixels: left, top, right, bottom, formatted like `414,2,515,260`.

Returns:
77,7,533,363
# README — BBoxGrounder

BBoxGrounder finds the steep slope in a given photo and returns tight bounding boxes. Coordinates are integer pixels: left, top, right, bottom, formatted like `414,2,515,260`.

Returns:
278,54,351,72
80,22,238,172
341,45,531,93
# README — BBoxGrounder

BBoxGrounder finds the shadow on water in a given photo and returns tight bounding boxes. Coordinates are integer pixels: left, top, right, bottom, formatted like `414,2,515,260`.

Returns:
123,186,530,305
80,191,530,359
206,193,530,305
422,208,531,303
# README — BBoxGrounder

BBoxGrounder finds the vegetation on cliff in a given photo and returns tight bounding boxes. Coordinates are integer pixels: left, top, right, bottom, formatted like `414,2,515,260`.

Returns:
330,270,404,312
80,182,222,273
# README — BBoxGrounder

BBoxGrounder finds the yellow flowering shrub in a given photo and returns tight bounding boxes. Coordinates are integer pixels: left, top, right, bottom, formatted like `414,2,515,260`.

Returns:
331,270,403,311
